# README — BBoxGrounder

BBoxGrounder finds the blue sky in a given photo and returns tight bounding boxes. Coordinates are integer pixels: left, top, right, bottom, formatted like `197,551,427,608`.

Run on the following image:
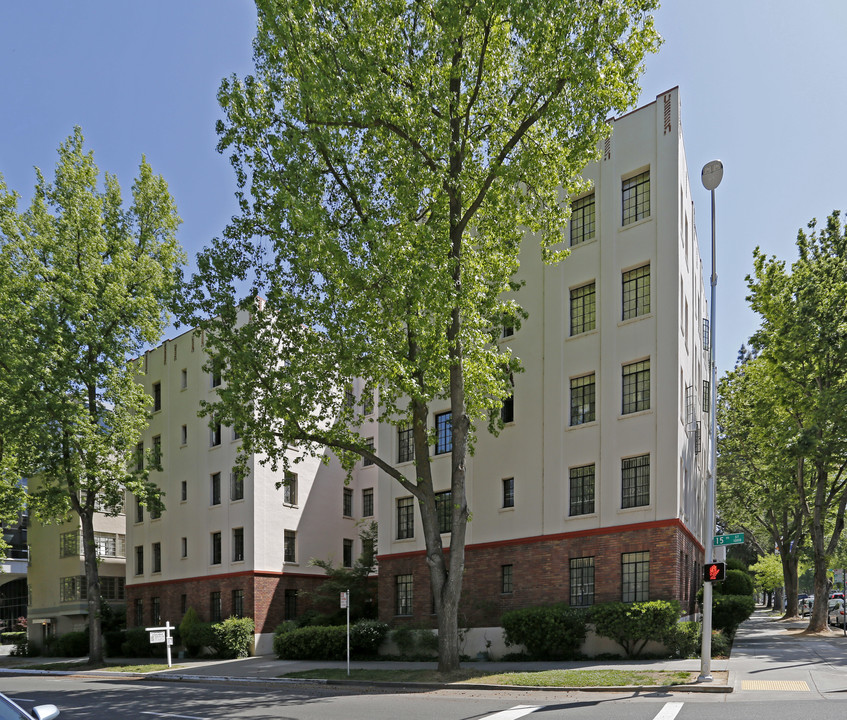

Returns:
2,1,845,373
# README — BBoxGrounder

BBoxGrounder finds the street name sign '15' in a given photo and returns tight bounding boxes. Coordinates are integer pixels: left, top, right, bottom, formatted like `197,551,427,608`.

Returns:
713,533,744,546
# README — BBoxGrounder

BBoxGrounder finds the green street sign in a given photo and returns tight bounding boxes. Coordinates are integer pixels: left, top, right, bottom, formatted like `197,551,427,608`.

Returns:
714,533,744,546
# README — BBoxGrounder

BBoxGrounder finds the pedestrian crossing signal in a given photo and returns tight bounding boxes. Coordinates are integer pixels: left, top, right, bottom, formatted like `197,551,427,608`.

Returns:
704,562,726,582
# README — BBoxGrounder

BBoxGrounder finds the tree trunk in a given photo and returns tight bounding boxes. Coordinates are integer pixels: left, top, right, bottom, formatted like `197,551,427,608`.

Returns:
80,509,104,663
808,545,830,632
781,552,801,619
774,587,784,614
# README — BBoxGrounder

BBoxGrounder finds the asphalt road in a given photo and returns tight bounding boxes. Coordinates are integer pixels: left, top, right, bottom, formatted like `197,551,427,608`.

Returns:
4,674,847,720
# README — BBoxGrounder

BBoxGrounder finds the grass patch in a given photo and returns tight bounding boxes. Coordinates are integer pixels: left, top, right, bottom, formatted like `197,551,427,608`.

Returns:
281,668,697,687
14,661,178,673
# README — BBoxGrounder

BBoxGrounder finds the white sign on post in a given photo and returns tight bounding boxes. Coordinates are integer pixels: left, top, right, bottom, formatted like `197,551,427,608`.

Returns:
340,592,348,609
149,631,166,644
145,621,175,668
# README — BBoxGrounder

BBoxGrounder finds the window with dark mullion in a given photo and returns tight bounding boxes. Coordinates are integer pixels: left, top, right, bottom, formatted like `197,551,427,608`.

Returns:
569,464,595,516
435,412,452,454
622,551,650,602
570,374,596,425
622,454,650,508
570,282,596,335
502,477,515,508
622,265,651,320
435,490,451,534
570,193,596,246
622,171,650,225
397,497,414,539
570,557,595,606
398,424,415,463
622,360,650,414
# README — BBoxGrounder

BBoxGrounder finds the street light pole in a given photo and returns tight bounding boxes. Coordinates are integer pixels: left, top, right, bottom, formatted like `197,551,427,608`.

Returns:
699,159,723,682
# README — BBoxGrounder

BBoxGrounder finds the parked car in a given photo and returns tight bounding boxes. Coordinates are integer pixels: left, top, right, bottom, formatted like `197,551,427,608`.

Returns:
829,598,846,627
0,692,59,720
800,596,815,616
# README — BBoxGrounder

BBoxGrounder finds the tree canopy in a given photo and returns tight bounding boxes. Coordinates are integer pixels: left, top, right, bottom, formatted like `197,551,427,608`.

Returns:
185,0,660,672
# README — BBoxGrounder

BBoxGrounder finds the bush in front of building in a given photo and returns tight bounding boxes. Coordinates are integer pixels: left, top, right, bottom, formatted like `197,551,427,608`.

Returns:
501,603,588,660
179,607,214,657
51,630,89,657
712,594,755,636
718,569,755,597
211,616,255,659
591,600,680,659
274,625,347,660
663,620,701,658
349,620,389,656
4,631,28,656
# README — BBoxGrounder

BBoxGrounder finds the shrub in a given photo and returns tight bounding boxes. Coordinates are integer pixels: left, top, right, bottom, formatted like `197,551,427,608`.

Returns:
663,621,701,659
6,632,28,657
120,627,155,658
274,625,346,660
391,626,416,656
415,628,439,655
591,600,680,658
104,630,126,657
211,617,254,659
711,629,731,657
350,620,389,656
53,630,89,657
179,607,213,657
719,569,754,597
501,603,588,660
712,594,755,635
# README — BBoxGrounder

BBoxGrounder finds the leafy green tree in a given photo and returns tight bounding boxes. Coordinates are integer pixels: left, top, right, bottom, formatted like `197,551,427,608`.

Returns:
746,210,847,631
185,0,659,672
749,553,786,598
0,128,183,662
716,355,806,618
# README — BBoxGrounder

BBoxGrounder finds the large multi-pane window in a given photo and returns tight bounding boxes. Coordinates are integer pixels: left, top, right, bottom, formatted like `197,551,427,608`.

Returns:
397,497,414,539
135,441,144,472
622,454,650,508
622,551,650,602
60,531,80,558
152,542,162,573
283,472,297,505
435,491,452,534
135,497,144,523
569,464,595,516
233,527,244,562
570,557,595,606
502,477,515,508
60,576,86,602
284,530,296,563
501,564,514,594
94,532,125,558
570,373,596,426
362,488,374,517
211,532,222,565
622,360,650,414
398,424,415,463
210,472,221,506
343,487,353,517
570,193,596,246
134,598,143,626
101,576,125,601
232,589,244,618
435,412,452,454
210,591,222,622
395,574,413,615
622,265,651,320
570,282,596,335
622,171,650,225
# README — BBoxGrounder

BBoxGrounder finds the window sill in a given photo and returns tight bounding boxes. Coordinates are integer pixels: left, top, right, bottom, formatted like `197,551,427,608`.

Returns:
568,512,598,519
567,420,598,431
283,561,299,567
394,537,415,544
566,328,599,342
499,506,515,513
568,236,598,250
618,313,652,328
619,409,652,420
619,215,653,232
619,503,652,514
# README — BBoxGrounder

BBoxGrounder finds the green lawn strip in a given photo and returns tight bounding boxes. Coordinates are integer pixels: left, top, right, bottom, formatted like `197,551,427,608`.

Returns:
280,668,695,687
13,661,178,673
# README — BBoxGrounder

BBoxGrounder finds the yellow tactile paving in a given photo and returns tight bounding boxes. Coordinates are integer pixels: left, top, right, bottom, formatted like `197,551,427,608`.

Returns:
741,680,810,691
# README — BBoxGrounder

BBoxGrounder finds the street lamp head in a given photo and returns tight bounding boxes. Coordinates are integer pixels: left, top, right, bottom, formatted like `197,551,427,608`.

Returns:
701,160,723,191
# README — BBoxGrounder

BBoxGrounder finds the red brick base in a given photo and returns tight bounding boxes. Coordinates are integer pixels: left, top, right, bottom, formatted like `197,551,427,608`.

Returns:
377,520,703,627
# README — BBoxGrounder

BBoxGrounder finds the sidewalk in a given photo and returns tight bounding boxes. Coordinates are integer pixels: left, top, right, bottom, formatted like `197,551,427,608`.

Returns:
3,609,844,695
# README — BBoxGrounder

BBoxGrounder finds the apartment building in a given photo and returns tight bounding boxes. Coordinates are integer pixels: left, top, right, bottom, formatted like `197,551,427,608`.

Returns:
370,87,711,629
125,323,365,654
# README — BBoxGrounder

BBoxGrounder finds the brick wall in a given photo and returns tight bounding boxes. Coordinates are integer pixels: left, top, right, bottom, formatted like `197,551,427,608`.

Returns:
377,521,703,627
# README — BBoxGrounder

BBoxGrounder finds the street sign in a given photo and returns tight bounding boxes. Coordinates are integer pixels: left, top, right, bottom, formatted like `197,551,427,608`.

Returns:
149,631,166,644
713,533,744,546
340,591,348,609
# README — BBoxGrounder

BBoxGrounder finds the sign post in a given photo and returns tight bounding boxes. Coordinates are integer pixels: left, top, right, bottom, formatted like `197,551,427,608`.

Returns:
146,621,175,667
340,590,350,676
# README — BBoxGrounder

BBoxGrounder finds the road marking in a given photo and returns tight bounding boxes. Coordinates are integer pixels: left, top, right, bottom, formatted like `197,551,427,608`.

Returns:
140,713,207,719
483,705,541,720
652,702,684,720
741,680,810,691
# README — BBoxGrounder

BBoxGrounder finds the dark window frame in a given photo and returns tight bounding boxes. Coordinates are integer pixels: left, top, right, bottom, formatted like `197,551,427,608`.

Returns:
570,373,596,426
397,496,414,539
569,464,596,516
622,264,651,320
570,193,596,246
570,556,595,606
622,171,650,225
622,454,650,509
570,282,596,336
622,359,650,414
622,551,650,602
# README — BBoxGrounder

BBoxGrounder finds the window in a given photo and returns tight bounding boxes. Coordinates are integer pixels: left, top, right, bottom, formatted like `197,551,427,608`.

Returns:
181,537,187,558
284,530,296,563
231,471,244,501
569,464,595,516
211,532,222,565
210,421,222,447
210,591,222,622
152,435,162,465
60,576,85,602
363,437,375,466
283,472,297,505
343,487,353,517
233,527,244,562
397,497,414,539
622,359,650,414
502,477,515,508
180,594,188,615
135,545,144,575
703,380,711,411
570,282,596,335
502,325,514,338
150,498,161,520
211,362,222,388
181,368,187,389
101,576,125,601
181,480,187,502
180,425,187,445
435,490,452,534
622,551,650,602
232,589,244,618
622,170,650,225
570,193,596,246
233,426,241,441
570,373,596,425
152,382,162,412
362,488,374,517
152,542,162,573
344,386,355,410
60,531,79,558
211,472,221,505
343,538,353,568
501,564,514,594
284,589,298,620
395,574,413,615
570,557,595,606
501,395,514,424
622,265,651,320
135,497,144,523
94,532,125,558
135,441,144,472
151,596,161,625
398,424,415,463
435,411,452,454
622,454,650,508
362,387,375,416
